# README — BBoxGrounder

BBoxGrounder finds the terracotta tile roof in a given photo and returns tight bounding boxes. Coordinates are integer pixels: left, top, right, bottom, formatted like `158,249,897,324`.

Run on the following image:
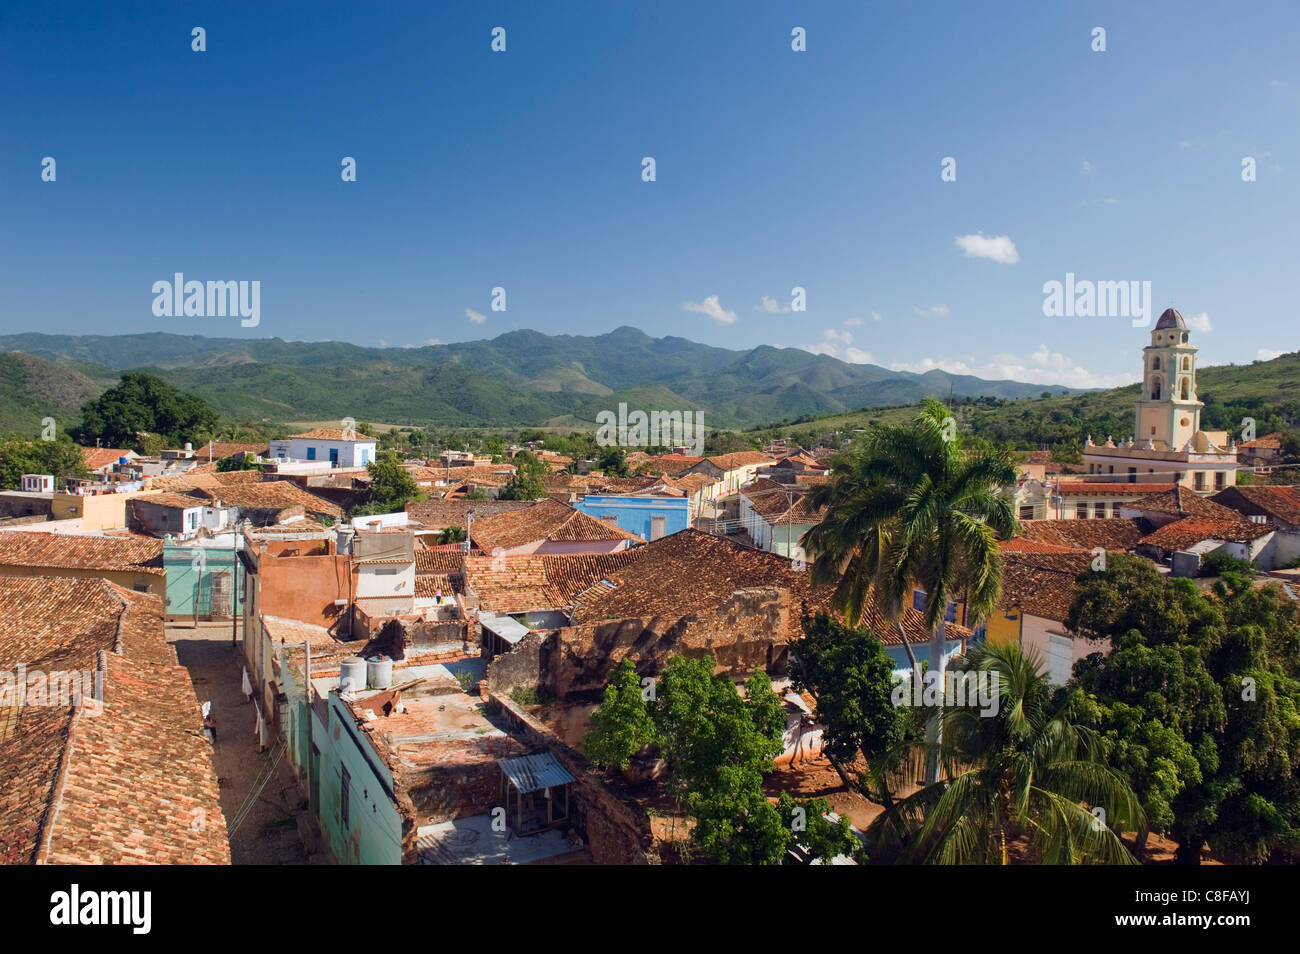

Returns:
415,550,466,574
1138,517,1274,551
0,577,158,673
463,555,554,613
1020,518,1143,551
408,463,516,485
1214,486,1300,527
0,532,163,576
193,440,269,459
1239,431,1284,450
538,551,648,607
999,538,1084,554
194,481,344,518
0,578,229,864
468,499,639,551
1126,486,1242,520
134,491,209,511
570,530,805,626
741,478,825,523
150,470,267,493
997,551,1093,622
702,452,775,471
405,499,533,528
34,652,231,864
807,587,971,647
80,447,133,471
415,573,463,598
1056,481,1178,496
287,427,375,440
671,473,720,494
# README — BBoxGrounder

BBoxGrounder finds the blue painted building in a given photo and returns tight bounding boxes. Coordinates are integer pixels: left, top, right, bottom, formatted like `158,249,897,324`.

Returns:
575,494,691,542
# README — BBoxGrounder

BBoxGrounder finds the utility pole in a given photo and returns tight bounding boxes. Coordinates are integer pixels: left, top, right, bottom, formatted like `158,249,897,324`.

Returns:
232,519,244,648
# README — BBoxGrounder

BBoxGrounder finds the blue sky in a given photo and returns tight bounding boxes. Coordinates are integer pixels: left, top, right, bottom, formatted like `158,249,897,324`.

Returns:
2,0,1297,389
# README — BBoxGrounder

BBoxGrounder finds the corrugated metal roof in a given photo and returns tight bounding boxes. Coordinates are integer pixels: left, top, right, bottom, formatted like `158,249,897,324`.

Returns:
498,752,574,793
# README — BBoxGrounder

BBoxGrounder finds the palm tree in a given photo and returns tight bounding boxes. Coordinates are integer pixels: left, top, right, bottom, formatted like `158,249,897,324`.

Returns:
865,642,1145,864
802,398,1018,783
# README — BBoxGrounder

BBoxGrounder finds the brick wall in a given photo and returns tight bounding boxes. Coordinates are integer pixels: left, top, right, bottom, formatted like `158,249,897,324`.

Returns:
552,587,792,697
488,692,658,865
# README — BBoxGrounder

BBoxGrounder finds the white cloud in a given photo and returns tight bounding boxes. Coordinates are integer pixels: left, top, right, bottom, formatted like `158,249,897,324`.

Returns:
844,316,864,327
912,304,950,318
1258,348,1283,361
955,232,1019,264
466,308,486,324
871,310,883,322
886,344,1135,389
684,295,738,325
403,338,444,348
756,295,790,313
1186,311,1212,333
803,329,875,365
1082,159,1095,175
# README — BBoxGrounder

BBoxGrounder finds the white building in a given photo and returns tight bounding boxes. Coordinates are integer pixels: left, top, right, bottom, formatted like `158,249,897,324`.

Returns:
269,428,377,468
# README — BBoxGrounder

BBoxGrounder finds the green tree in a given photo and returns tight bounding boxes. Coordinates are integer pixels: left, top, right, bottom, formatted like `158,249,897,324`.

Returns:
1070,557,1300,863
363,450,422,512
74,371,219,451
790,612,915,806
584,659,657,771
802,396,1019,783
597,446,630,477
584,655,860,864
868,642,1144,864
0,434,90,490
499,450,549,500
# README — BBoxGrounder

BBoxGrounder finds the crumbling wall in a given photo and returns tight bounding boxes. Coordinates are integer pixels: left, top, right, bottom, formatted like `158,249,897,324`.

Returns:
485,630,554,695
554,587,792,697
488,692,657,865
401,735,526,827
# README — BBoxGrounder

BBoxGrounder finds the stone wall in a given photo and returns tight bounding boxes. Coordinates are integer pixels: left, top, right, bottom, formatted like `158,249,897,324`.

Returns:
487,692,658,865
485,630,553,695
553,587,792,697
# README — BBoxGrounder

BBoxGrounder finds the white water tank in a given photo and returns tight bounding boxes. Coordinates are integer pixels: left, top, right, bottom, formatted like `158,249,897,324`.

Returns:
367,655,393,690
339,657,367,694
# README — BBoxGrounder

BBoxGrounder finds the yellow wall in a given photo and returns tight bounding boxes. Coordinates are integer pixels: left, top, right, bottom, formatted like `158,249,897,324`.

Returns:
0,564,163,596
984,609,1022,647
51,490,157,530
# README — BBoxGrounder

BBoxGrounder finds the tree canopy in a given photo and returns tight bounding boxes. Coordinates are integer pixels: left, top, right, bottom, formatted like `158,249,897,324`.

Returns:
74,372,219,451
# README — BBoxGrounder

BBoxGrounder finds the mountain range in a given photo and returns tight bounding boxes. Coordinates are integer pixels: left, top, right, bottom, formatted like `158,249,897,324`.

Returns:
0,327,1078,433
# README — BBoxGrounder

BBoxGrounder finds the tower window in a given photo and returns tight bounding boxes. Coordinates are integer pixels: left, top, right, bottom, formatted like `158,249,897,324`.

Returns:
1180,379,1189,400
1182,333,1189,343
1152,356,1161,370
1181,357,1189,370
1151,378,1162,400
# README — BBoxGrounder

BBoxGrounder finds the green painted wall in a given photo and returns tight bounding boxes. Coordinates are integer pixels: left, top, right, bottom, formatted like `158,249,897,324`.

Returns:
163,544,246,617
313,694,404,865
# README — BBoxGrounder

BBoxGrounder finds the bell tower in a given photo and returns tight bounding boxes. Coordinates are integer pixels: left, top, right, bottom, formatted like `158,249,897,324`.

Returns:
1135,308,1201,450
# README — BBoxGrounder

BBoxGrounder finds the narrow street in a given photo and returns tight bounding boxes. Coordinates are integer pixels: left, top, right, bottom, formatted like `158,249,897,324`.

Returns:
168,621,319,865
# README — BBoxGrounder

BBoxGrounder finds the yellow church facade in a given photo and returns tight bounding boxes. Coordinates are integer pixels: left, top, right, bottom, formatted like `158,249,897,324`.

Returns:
1082,308,1238,494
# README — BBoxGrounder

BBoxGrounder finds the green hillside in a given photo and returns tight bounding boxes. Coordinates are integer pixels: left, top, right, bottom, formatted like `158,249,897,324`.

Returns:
0,327,1077,431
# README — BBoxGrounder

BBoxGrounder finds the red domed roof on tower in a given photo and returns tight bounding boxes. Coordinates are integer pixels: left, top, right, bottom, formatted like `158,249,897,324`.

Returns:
1154,308,1186,330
